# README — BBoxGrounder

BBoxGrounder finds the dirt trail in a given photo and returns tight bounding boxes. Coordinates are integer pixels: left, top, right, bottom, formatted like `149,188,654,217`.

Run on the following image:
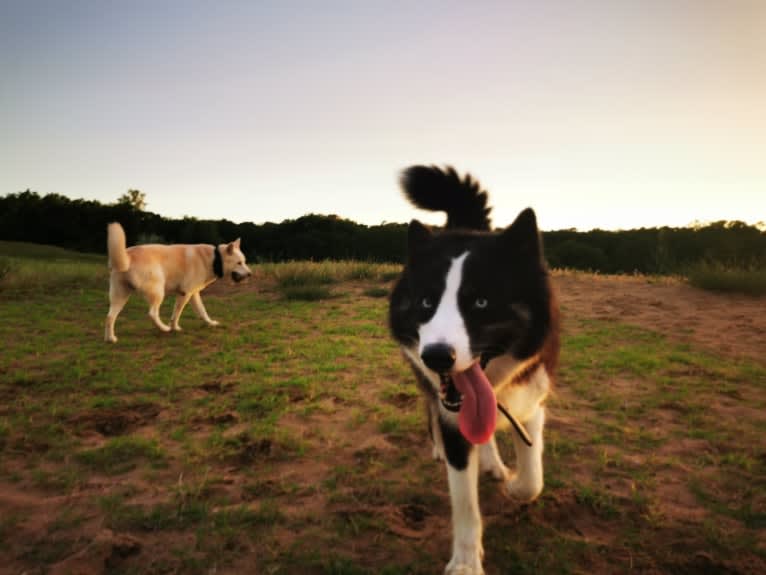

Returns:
554,271,765,364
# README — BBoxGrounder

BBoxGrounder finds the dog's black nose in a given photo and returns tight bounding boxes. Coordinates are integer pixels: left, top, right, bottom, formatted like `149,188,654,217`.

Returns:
421,343,456,373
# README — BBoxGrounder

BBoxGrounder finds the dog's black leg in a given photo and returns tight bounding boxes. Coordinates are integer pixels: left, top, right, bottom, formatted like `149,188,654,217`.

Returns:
439,417,471,471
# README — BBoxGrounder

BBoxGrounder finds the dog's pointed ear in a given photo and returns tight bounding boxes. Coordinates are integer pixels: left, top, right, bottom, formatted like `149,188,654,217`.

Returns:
226,240,237,255
407,219,432,259
233,238,241,250
500,208,542,261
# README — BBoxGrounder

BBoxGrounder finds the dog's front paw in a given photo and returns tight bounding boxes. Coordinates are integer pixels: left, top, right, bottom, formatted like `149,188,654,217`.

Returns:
105,335,117,343
445,564,484,575
505,473,543,503
207,320,220,327
445,552,484,575
172,325,183,332
445,540,484,575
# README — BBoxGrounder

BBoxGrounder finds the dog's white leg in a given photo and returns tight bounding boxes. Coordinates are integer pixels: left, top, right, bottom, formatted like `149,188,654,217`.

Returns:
145,289,171,332
479,436,509,481
170,293,194,331
506,405,545,502
190,292,219,327
445,448,484,575
105,281,130,343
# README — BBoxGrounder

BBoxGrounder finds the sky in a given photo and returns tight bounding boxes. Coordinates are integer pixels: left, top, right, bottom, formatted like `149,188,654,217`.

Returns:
1,0,764,231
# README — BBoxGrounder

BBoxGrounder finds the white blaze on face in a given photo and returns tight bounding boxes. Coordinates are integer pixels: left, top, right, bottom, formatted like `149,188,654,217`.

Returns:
418,252,473,371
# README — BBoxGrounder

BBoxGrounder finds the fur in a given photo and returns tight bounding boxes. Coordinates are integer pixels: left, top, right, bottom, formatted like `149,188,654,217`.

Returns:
388,165,560,574
104,222,252,343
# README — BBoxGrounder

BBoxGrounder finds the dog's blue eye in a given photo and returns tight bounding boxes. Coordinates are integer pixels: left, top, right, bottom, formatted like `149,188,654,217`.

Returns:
421,297,433,309
474,298,488,309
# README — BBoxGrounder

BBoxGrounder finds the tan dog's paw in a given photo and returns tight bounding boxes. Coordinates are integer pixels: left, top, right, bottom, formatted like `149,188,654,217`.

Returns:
207,320,220,327
445,566,484,575
445,552,484,574
505,473,543,502
445,539,484,575
483,461,511,481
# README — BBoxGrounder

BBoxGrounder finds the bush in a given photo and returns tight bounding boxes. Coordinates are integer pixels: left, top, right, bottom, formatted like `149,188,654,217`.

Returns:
0,257,14,282
686,263,766,296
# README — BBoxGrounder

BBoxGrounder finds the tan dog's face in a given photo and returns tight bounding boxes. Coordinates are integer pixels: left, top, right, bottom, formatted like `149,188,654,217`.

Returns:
221,239,252,283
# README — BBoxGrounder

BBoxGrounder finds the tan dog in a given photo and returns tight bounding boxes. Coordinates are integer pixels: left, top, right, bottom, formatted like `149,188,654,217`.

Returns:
105,222,252,342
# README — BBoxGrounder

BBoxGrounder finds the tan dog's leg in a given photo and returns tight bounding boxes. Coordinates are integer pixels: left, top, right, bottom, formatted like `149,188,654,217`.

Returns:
506,405,545,502
144,288,171,332
190,292,220,326
170,293,194,331
105,280,131,343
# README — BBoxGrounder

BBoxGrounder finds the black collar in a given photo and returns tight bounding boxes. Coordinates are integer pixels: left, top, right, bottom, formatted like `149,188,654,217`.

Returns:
212,246,224,278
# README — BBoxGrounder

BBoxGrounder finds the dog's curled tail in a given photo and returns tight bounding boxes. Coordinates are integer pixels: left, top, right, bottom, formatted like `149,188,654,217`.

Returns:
107,222,130,272
400,165,492,231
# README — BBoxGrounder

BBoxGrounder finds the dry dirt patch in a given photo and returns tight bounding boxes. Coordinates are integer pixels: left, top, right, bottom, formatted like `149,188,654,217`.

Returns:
554,271,766,364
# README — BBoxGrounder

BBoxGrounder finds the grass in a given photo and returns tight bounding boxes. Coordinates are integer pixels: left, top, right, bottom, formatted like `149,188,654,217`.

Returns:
75,436,166,474
261,261,398,302
0,242,107,295
363,286,389,298
0,242,764,574
259,260,400,300
0,240,104,262
282,284,335,301
686,261,766,295
261,260,400,287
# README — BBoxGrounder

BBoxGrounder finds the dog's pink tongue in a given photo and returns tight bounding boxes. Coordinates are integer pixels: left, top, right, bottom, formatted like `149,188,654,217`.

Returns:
452,363,497,445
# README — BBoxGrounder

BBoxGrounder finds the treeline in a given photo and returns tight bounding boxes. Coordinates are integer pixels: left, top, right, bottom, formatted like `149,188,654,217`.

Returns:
0,191,405,262
1,190,764,274
544,223,765,274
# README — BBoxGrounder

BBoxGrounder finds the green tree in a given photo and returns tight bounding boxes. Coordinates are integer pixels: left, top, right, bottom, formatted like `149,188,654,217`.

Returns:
117,189,147,211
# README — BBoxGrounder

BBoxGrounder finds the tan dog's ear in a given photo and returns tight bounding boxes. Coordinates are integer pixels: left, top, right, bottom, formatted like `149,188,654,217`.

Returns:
233,238,241,250
226,242,234,255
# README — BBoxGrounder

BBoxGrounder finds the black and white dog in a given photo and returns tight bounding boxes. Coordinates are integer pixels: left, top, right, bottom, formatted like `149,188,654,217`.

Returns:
388,166,560,574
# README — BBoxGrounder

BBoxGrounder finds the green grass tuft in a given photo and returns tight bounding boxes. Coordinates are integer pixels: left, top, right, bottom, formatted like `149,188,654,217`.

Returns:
76,436,165,474
281,284,334,301
264,261,353,287
262,260,401,287
363,286,389,298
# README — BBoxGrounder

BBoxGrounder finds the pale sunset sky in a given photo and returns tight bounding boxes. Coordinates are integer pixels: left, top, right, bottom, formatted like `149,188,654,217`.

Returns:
1,1,763,231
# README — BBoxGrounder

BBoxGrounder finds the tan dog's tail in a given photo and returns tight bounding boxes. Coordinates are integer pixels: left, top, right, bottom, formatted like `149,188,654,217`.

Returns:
107,222,130,272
